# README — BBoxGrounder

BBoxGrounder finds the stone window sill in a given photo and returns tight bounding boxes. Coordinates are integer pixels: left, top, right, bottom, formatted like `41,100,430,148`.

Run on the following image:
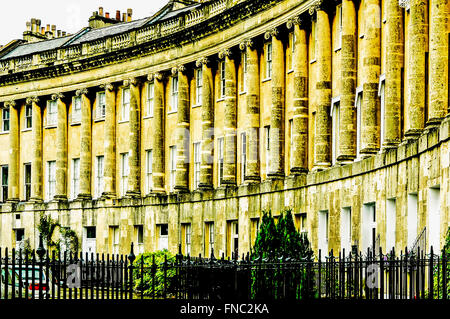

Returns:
167,110,177,115
94,117,105,123
192,104,202,108
216,98,225,103
70,121,81,126
0,130,9,135
45,125,57,129
239,91,247,96
118,120,129,124
21,128,32,132
143,115,154,119
287,69,294,74
334,47,341,53
309,58,317,64
262,78,271,83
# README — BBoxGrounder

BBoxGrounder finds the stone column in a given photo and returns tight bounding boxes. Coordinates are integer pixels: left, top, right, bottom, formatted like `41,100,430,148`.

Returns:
220,49,237,185
196,57,214,190
266,27,285,178
312,7,332,169
151,72,166,193
28,96,43,201
102,83,116,197
338,0,357,163
383,0,404,148
360,0,381,156
405,0,428,138
126,78,141,197
174,65,190,192
241,39,260,183
288,17,309,173
54,93,67,200
428,0,448,125
6,101,19,201
77,88,92,199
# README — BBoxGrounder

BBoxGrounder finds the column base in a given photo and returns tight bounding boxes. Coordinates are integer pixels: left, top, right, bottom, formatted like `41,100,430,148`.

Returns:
312,162,331,172
336,155,355,165
77,193,92,201
6,198,20,203
198,184,214,191
243,175,261,183
101,191,117,199
29,197,43,203
125,190,141,198
381,140,401,150
53,195,67,202
267,172,285,180
220,180,237,186
425,117,443,129
289,167,308,175
174,185,189,193
404,129,423,140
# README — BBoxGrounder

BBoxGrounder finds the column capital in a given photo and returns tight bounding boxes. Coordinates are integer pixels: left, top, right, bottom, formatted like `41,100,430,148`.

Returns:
51,92,64,101
148,72,165,82
4,100,16,108
287,15,309,30
100,83,115,92
218,48,233,60
239,39,255,51
171,64,187,76
75,88,89,97
264,27,279,40
195,57,210,68
25,96,39,105
123,77,139,87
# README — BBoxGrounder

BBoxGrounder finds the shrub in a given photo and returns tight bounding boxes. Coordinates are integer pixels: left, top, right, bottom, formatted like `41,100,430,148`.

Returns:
132,250,177,298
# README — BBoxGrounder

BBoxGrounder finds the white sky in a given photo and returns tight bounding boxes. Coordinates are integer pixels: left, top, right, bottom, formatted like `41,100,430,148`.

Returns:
0,0,169,45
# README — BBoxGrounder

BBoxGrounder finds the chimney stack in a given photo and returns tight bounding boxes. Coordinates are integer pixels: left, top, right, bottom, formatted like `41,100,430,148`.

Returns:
31,18,36,33
105,12,110,19
127,8,132,22
99,7,104,16
36,19,41,33
116,10,121,21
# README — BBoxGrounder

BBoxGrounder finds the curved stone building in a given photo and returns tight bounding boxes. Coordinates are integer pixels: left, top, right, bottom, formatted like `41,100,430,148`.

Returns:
0,0,448,258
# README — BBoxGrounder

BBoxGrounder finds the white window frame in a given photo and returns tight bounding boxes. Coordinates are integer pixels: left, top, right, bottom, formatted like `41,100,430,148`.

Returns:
241,132,247,183
47,100,58,127
230,220,239,258
407,193,418,249
1,165,8,202
331,96,340,165
193,142,201,190
195,69,202,106
147,82,154,117
122,88,130,122
340,207,352,253
355,87,363,160
220,61,226,98
2,108,10,132
120,152,129,196
46,161,56,201
95,155,104,199
25,104,32,129
146,150,153,194
158,224,169,250
318,210,329,259
96,91,106,119
184,224,191,256
111,226,119,255
428,186,441,253
217,137,224,186
171,76,178,112
170,145,177,192
266,42,272,79
24,163,31,201
335,4,343,51
71,158,80,200
72,96,82,124
378,74,386,150
386,198,396,253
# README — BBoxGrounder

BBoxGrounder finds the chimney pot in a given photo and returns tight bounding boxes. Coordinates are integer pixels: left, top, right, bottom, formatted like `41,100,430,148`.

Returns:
57,30,61,37
51,25,56,31
41,27,45,34
99,7,104,16
105,12,110,19
26,22,31,32
31,18,36,32
122,13,126,22
116,10,121,21
127,8,132,22
46,24,50,31
62,31,66,36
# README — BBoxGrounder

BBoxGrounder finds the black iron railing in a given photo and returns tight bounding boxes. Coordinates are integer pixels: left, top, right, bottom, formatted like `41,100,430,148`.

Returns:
0,241,448,300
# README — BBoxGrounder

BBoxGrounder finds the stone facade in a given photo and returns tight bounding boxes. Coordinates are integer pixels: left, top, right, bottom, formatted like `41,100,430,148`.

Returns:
0,0,448,258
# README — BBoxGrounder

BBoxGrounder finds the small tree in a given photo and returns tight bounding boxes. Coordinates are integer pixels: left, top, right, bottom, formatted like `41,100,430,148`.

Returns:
251,209,314,299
